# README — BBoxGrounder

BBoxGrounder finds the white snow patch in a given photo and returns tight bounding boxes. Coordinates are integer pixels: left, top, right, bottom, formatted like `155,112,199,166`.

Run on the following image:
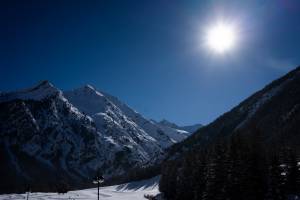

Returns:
0,176,160,200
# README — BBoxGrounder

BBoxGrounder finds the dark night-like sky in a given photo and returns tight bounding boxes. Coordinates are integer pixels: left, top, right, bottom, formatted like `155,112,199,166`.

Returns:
1,0,300,125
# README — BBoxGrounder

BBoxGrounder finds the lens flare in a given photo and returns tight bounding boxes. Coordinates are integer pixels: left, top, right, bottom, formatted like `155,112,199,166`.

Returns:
205,23,237,53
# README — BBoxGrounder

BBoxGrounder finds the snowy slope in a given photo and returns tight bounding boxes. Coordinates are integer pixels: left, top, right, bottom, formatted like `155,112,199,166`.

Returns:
0,176,160,200
179,123,203,133
158,119,202,134
0,82,165,191
0,81,108,190
0,81,201,193
64,85,164,167
65,85,192,148
102,91,191,145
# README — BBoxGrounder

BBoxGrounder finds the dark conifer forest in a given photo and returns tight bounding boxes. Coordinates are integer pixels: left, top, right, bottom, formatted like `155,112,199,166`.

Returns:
159,66,300,200
160,128,300,200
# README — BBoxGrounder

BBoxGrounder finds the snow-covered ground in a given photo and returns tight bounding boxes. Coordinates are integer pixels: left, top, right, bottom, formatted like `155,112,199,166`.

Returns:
0,176,159,200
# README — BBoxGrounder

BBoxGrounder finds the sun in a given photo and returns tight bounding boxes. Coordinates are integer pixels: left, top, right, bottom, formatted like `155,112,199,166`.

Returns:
205,22,237,53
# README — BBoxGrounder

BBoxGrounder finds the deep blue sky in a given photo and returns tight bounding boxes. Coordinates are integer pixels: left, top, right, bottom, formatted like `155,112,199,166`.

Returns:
1,0,300,125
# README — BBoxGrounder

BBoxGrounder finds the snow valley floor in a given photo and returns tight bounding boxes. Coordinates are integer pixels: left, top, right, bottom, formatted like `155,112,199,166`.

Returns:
0,176,159,200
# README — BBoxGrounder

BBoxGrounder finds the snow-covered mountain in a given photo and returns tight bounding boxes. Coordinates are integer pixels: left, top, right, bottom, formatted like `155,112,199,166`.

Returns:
0,81,116,191
64,85,189,149
179,123,203,133
100,91,191,144
0,81,197,193
158,119,202,134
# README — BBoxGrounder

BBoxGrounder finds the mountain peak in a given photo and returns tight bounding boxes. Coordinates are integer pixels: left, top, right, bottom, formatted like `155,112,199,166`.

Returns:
74,84,104,97
38,80,51,86
159,119,179,129
30,80,54,91
84,84,96,91
0,80,60,103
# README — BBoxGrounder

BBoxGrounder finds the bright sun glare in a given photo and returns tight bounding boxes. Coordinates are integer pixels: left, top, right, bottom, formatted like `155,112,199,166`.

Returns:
206,23,237,53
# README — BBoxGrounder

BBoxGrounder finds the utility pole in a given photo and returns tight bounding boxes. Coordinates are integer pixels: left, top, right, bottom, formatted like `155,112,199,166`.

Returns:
93,172,104,200
26,185,31,200
98,181,99,200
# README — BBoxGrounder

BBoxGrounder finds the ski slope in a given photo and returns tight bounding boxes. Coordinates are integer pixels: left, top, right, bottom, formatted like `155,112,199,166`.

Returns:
0,176,160,200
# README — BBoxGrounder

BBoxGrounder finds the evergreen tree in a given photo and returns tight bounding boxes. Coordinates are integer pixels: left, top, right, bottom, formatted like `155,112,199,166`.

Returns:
285,148,298,196
159,128,300,200
175,155,194,200
192,151,207,200
266,153,285,200
159,160,179,199
225,135,244,200
202,141,227,200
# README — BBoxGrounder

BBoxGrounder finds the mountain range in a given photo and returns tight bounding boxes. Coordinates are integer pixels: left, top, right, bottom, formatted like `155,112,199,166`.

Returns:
3,65,299,196
0,81,200,193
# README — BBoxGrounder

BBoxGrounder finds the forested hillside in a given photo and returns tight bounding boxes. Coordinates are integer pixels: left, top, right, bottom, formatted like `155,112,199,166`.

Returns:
159,66,300,200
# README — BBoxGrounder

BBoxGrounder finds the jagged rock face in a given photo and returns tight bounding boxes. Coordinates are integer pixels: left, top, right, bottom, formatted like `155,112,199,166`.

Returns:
0,81,195,193
64,85,165,168
0,82,104,191
101,91,191,145
64,85,191,149
167,66,300,159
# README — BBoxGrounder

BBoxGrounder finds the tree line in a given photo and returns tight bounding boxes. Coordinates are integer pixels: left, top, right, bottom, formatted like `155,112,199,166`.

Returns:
159,128,300,200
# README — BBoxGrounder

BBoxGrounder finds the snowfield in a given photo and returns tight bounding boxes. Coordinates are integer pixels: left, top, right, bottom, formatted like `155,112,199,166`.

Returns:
0,176,160,200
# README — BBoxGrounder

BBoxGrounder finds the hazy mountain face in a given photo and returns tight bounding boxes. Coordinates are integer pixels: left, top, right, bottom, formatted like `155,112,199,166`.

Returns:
156,119,202,134
0,81,198,193
181,124,202,133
